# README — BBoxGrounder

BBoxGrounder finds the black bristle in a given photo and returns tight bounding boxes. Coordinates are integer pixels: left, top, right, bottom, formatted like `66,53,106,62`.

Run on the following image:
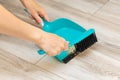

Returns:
76,33,97,52
63,32,97,63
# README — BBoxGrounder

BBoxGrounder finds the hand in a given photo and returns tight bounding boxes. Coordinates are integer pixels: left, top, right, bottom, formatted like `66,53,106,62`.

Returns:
36,31,69,56
20,0,49,24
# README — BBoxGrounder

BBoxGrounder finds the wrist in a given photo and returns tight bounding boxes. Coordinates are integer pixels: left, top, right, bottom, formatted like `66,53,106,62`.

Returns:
29,27,44,44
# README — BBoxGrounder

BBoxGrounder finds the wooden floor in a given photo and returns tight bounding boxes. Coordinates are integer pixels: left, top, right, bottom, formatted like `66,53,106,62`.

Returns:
0,0,120,80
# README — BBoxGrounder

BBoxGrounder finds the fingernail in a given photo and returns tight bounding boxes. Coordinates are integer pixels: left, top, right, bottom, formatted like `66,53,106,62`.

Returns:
41,21,44,26
39,21,44,27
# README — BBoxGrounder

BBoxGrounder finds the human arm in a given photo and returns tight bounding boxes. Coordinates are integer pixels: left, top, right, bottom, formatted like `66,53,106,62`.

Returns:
0,5,68,56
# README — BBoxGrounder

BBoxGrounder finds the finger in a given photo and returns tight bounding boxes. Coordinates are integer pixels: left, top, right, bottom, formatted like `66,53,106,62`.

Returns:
32,12,42,24
43,14,49,21
38,11,49,21
64,41,69,50
56,47,62,54
48,50,57,56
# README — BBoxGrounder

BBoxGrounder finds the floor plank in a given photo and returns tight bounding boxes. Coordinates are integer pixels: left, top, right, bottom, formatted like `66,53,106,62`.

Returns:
0,35,44,63
110,0,120,4
94,1,120,25
0,49,64,80
39,0,109,14
36,44,120,80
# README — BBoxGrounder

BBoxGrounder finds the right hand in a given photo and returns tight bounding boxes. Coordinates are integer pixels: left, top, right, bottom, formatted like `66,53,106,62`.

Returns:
36,31,68,56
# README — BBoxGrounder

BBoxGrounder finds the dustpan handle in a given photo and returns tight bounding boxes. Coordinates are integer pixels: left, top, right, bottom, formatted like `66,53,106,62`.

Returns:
24,9,49,28
38,50,46,55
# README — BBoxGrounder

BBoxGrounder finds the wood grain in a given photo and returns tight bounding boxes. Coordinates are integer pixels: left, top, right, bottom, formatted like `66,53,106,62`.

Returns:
94,1,120,25
0,35,44,63
0,49,64,80
40,0,109,14
0,0,120,80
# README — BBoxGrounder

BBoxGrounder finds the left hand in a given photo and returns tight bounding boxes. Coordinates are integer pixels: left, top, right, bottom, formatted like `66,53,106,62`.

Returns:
20,0,49,25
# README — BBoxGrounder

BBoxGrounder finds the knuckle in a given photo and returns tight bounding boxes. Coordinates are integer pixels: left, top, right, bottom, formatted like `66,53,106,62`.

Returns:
56,48,61,52
61,43,65,48
52,50,57,54
40,12,44,15
32,12,38,16
48,52,53,56
48,51,57,56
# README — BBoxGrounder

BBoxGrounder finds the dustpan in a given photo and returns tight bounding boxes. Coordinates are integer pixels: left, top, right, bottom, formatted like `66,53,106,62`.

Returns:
38,18,97,63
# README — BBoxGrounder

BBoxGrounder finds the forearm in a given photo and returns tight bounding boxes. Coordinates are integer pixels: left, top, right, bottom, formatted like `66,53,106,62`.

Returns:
0,4,43,43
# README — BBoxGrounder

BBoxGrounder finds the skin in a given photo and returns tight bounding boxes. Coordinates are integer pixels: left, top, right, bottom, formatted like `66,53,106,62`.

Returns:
0,0,68,56
20,0,49,24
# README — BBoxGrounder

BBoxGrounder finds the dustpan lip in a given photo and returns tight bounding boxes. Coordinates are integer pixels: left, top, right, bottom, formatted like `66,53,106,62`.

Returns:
49,17,86,31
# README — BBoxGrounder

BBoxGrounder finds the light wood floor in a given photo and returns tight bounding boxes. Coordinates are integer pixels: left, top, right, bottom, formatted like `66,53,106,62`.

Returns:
0,0,120,80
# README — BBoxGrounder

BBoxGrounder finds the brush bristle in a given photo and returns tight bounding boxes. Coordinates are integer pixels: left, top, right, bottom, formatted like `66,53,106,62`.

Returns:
76,32,97,52
63,33,97,63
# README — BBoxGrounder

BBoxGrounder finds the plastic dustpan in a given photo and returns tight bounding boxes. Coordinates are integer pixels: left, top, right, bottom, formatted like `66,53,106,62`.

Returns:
37,18,97,63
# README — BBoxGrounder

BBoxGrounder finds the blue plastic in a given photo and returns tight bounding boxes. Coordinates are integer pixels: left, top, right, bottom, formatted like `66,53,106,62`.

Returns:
37,18,95,62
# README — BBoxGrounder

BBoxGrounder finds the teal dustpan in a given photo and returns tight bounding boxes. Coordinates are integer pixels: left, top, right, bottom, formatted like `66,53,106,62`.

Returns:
24,9,97,63
38,18,97,63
